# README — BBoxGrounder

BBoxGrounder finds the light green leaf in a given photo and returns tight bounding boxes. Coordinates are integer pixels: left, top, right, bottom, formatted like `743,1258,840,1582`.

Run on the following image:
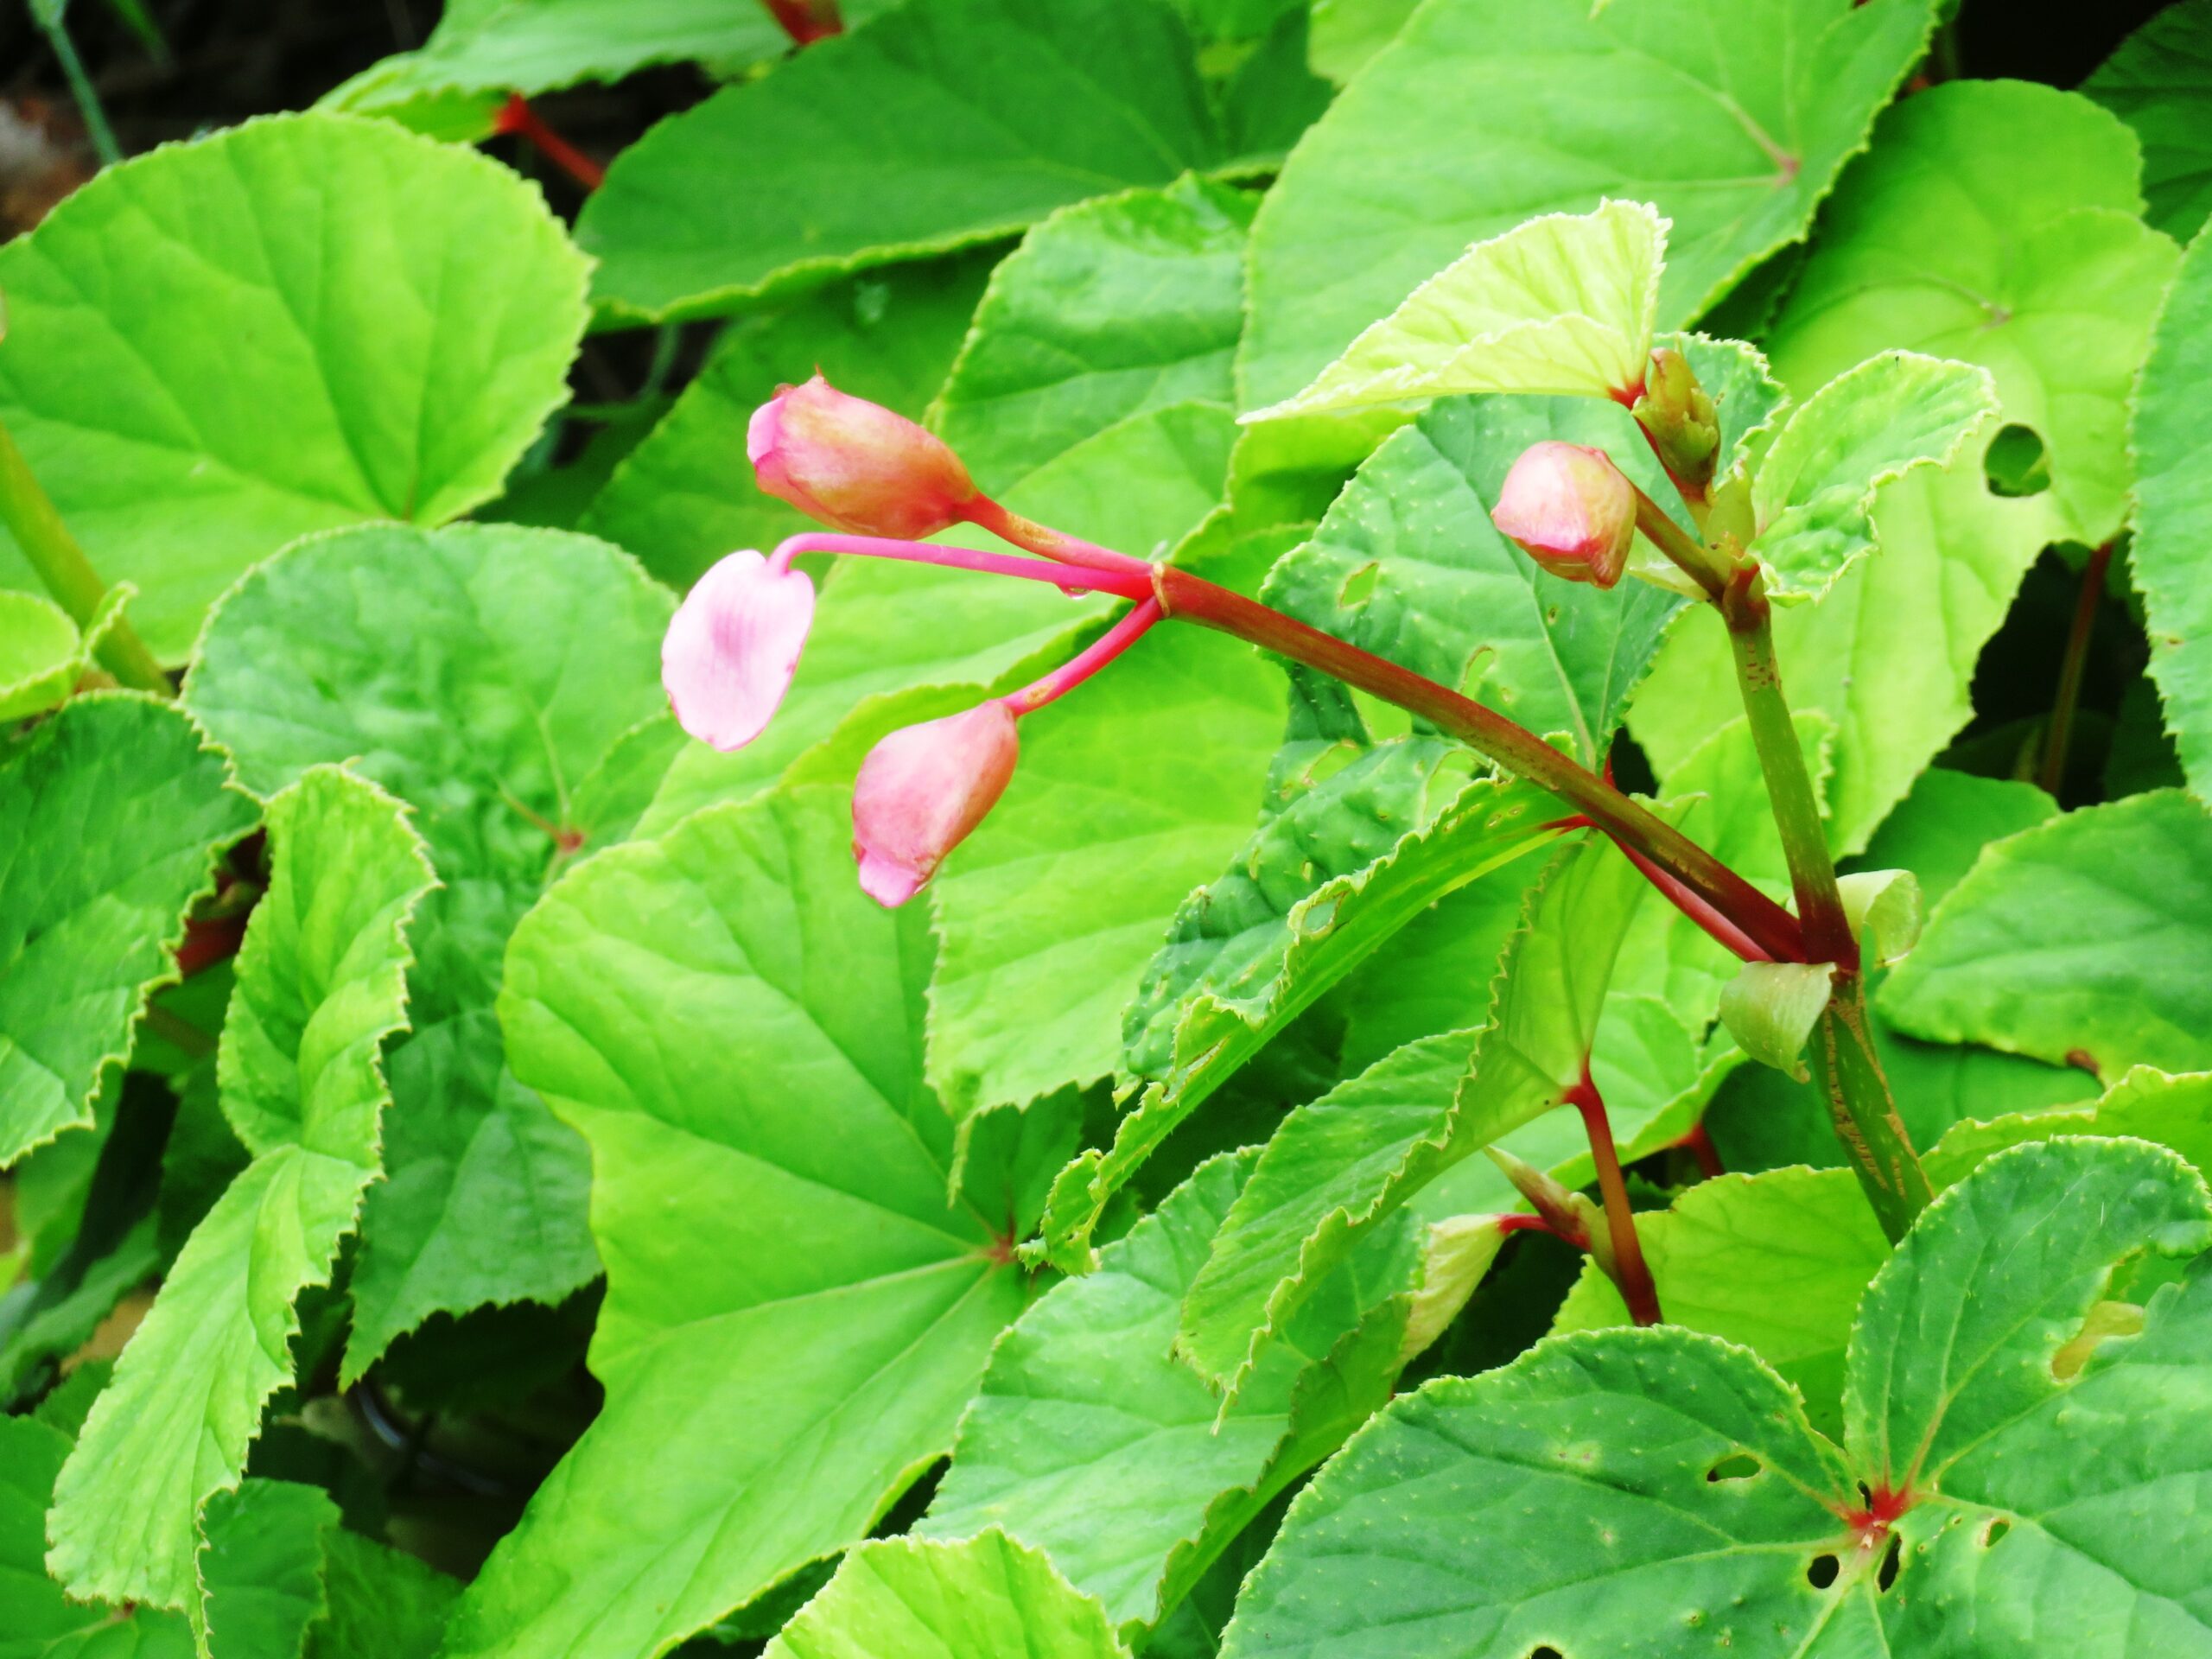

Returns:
48,768,433,1611
583,252,995,590
1224,1138,2212,1659
576,0,1231,323
2130,213,2212,803
1855,767,2059,911
0,585,128,721
184,524,673,1376
1716,961,1835,1080
925,622,1282,1118
932,177,1254,499
1637,429,2057,857
1175,833,1664,1396
1258,388,1690,767
1881,790,2212,1076
0,113,589,659
445,788,1064,1659
1237,0,1936,410
1036,747,1559,1270
1764,79,2182,549
922,1148,1411,1637
1745,352,1998,603
766,1535,1124,1659
0,1414,194,1659
2083,0,2212,240
0,695,256,1167
1246,200,1664,420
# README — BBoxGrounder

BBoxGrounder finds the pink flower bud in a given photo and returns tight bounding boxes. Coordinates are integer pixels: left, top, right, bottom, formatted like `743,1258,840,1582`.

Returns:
661,550,816,752
1489,441,1637,588
749,373,979,540
851,702,1020,906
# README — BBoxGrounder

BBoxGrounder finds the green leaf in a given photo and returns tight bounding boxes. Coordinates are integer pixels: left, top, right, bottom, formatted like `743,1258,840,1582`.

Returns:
0,695,255,1167
2082,0,2212,241
921,1148,1410,1637
932,177,1254,500
1855,767,2059,910
766,1535,1125,1659
308,1529,461,1659
445,787,1065,1659
1237,0,1937,410
1256,351,1751,764
1633,430,2059,856
0,113,589,659
1716,961,1834,1080
1173,834,1660,1396
1881,790,2212,1076
194,1481,336,1659
1245,200,1664,420
1036,747,1558,1270
1764,79,2182,549
1744,353,1998,603
2130,213,2212,804
47,768,433,1611
583,252,996,590
0,585,128,721
1224,1138,2212,1659
925,621,1283,1118
576,0,1233,323
1570,1068,2212,1434
184,523,674,1376
321,0,817,106
0,1414,193,1659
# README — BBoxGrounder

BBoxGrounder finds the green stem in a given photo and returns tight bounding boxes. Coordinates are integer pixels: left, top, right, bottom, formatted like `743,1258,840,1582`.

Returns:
2039,541,2112,799
37,14,123,168
0,415,169,695
1152,563,1807,964
1719,567,1930,1241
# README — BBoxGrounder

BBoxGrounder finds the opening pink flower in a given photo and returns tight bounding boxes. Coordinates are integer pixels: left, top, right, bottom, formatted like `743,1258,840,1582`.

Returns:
1490,440,1637,588
749,373,980,541
661,549,817,752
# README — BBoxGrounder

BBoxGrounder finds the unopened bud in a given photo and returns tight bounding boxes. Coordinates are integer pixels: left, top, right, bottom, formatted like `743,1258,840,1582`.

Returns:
1484,1147,1588,1246
749,373,980,539
1489,441,1636,588
851,702,1020,907
1630,346,1721,493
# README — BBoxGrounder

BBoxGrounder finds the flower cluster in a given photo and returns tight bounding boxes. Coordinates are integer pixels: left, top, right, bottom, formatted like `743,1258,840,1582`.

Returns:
663,375,1158,906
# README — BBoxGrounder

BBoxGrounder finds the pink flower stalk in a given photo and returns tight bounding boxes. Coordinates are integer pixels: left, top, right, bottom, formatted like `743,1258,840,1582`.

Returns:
851,599,1163,906
750,374,980,540
1490,441,1637,588
662,550,817,752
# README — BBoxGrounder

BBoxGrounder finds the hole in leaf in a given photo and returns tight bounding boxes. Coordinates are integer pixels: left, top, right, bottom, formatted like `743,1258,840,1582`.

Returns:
1982,423,2050,498
1338,561,1382,609
1526,1648,1565,1659
1876,1533,1902,1592
1806,1554,1840,1590
1706,1452,1761,1483
1981,1517,2012,1549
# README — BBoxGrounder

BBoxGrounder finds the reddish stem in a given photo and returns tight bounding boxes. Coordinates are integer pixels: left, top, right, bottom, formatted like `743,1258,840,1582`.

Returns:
493,97,606,191
963,495,1154,579
2040,541,2113,798
1678,1122,1726,1180
1154,564,1806,964
763,0,842,44
1496,1212,1573,1243
1564,1065,1662,1326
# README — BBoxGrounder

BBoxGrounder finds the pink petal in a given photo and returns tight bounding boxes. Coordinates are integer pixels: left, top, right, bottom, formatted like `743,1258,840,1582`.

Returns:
661,550,816,752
